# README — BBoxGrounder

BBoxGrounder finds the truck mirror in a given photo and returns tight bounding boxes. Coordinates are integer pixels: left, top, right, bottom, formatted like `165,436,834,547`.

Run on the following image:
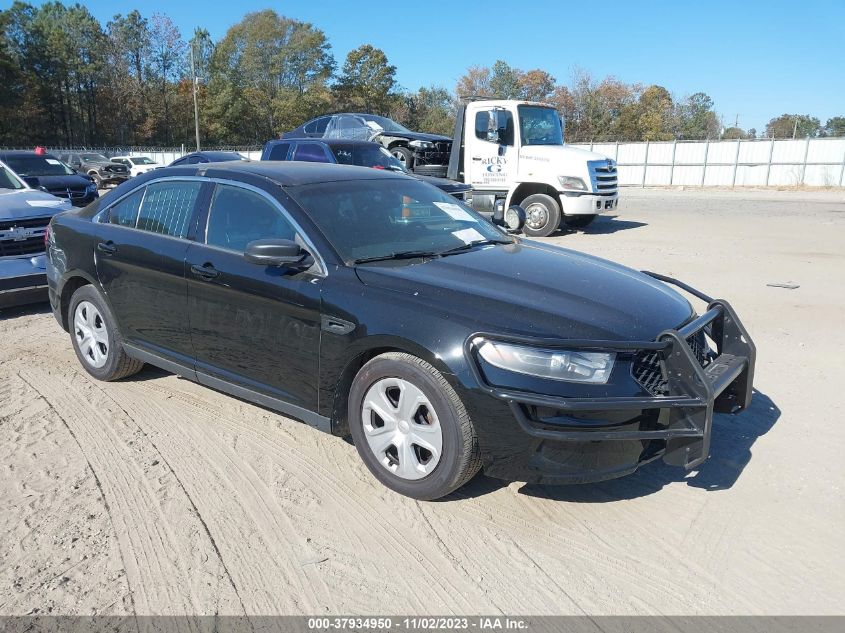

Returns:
486,111,500,144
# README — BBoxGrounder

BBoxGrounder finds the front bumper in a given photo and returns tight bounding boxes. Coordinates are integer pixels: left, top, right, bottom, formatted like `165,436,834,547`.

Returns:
98,172,130,186
0,254,48,308
463,274,756,483
559,191,619,216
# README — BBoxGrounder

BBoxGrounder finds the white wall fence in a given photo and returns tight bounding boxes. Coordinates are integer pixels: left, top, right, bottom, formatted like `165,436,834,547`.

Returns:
571,137,845,187
7,137,845,187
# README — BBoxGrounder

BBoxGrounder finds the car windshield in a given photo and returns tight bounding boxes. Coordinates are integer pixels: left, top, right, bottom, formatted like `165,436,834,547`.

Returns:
518,106,564,146
131,156,155,165
330,144,407,172
0,165,25,190
80,153,110,162
358,115,412,134
287,178,510,263
5,156,76,177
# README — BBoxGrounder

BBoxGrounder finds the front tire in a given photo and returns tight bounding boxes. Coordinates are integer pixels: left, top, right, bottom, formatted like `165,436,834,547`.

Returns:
348,352,481,500
68,285,143,381
390,146,414,171
521,193,562,237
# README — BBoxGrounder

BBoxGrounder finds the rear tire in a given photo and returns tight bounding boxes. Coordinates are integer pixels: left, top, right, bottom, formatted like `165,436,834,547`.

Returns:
348,352,481,500
68,285,143,381
564,214,596,229
521,193,562,238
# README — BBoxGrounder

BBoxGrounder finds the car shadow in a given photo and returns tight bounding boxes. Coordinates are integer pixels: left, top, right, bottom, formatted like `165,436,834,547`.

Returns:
0,300,51,320
560,214,647,235
449,389,779,503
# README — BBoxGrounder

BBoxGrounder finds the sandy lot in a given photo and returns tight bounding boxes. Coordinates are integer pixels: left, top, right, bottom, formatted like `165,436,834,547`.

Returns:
1,188,843,616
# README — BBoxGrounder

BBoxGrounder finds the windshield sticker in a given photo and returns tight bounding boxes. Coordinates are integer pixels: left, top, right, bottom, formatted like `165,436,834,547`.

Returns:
452,228,485,244
434,202,475,222
45,159,61,165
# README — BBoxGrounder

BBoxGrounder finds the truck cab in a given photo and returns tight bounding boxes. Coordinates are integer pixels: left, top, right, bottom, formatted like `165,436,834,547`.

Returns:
448,100,619,237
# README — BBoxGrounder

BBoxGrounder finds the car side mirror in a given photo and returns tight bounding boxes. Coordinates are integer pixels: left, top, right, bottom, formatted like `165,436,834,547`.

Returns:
244,239,309,268
486,111,500,144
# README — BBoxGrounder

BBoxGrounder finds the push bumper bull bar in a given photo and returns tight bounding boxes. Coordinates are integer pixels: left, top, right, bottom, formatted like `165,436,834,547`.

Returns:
466,273,756,470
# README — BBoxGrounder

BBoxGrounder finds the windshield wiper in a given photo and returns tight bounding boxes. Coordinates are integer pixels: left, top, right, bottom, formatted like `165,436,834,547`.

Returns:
353,250,439,264
438,239,512,257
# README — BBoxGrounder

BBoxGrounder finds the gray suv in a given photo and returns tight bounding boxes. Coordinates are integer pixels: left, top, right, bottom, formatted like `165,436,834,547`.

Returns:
58,151,130,188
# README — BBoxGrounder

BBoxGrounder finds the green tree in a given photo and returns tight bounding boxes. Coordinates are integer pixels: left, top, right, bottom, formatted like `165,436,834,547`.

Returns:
677,92,719,139
517,69,555,102
455,65,491,99
334,44,396,113
822,116,845,137
636,85,676,141
392,86,455,136
721,126,745,140
489,60,520,99
210,10,334,141
765,114,821,138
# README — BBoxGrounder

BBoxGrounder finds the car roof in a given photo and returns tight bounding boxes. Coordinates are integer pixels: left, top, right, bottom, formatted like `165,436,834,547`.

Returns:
269,138,379,148
182,160,408,186
0,150,61,159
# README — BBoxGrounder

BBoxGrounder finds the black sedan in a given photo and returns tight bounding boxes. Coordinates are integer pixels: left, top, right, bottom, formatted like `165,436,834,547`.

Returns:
46,162,755,500
261,138,471,199
168,151,249,166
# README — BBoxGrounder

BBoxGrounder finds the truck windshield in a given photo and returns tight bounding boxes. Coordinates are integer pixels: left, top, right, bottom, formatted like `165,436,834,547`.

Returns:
518,106,564,146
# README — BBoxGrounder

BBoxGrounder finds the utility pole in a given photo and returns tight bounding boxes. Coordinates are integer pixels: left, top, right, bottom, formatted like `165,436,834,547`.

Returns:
792,117,799,139
190,41,201,151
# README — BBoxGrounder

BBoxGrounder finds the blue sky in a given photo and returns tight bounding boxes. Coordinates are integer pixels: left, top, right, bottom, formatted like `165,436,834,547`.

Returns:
6,0,844,131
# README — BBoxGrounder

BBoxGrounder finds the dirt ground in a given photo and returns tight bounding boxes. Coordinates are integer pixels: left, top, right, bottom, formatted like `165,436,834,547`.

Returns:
1,188,843,616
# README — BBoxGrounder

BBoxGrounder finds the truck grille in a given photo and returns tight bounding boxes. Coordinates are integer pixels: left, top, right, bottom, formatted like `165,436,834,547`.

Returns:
632,330,711,397
589,159,618,196
0,216,50,258
46,186,88,200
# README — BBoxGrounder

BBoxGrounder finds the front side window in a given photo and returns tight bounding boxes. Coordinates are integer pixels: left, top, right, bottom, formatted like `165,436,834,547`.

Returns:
292,144,330,163
288,178,509,263
474,110,514,145
266,143,291,161
206,184,296,252
80,153,109,162
133,157,155,165
0,166,24,190
109,188,145,227
136,181,202,238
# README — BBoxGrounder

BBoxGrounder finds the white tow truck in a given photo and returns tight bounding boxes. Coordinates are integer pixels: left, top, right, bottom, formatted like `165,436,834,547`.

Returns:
447,99,619,237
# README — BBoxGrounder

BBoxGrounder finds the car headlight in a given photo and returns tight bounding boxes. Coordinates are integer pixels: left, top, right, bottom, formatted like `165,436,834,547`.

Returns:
409,140,434,149
558,176,587,191
476,339,615,384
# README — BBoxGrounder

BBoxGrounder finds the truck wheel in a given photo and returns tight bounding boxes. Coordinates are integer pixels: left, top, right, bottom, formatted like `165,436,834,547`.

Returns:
565,215,596,229
68,285,144,382
521,194,561,237
390,146,414,170
348,352,482,500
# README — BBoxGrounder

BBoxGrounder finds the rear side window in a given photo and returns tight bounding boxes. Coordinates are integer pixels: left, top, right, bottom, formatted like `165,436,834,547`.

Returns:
206,184,296,252
266,143,291,160
292,144,330,163
109,188,145,227
136,181,202,238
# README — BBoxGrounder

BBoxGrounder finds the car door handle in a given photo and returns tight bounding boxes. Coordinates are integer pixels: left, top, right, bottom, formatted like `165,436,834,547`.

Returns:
190,263,220,280
97,241,116,255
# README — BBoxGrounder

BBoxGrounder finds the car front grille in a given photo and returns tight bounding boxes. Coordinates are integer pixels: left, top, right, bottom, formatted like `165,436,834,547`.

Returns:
632,329,711,397
47,186,88,199
0,216,50,258
104,164,128,174
588,159,618,196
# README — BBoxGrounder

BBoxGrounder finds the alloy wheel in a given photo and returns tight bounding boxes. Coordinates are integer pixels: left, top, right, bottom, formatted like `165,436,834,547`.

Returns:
361,377,443,480
524,202,549,231
74,301,109,368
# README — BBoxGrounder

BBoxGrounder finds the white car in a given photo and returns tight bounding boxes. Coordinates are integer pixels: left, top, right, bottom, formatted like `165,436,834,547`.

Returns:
110,156,162,177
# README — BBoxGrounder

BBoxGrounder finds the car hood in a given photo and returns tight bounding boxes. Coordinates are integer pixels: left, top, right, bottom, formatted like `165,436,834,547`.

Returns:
376,130,452,143
521,144,612,163
354,241,694,341
0,189,73,218
28,174,93,189
415,175,472,193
